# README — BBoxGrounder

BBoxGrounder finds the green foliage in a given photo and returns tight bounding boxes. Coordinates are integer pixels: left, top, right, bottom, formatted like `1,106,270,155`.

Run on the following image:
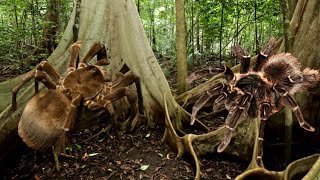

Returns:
0,0,73,72
0,0,283,74
138,0,282,67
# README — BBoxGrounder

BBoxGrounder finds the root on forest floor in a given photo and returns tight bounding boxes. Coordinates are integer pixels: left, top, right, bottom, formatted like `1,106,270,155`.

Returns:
161,94,261,179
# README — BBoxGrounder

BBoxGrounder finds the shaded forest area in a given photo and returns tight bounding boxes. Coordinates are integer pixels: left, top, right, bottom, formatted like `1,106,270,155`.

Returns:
0,0,320,179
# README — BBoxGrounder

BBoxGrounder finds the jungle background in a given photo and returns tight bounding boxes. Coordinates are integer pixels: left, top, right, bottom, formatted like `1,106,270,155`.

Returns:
0,0,319,179
0,0,282,79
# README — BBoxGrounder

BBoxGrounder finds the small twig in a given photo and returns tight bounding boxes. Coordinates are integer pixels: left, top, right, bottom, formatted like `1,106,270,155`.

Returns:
80,125,112,143
60,153,78,159
52,146,60,171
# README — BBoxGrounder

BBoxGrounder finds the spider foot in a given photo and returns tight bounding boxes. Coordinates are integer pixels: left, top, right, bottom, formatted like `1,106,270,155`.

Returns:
300,122,315,132
217,129,233,153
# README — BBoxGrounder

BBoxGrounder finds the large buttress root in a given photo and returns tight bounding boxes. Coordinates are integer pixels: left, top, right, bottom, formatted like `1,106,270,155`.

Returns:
161,94,261,179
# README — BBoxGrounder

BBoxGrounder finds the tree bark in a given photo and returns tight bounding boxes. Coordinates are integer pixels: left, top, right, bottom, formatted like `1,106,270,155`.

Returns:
175,0,188,94
41,0,61,54
280,0,320,126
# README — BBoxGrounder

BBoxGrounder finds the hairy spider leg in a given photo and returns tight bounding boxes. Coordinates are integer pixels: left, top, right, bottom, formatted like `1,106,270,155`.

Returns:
190,82,226,125
12,69,58,110
231,45,250,73
34,61,62,94
79,42,107,67
217,93,252,152
273,84,315,132
253,52,268,72
37,61,61,83
256,102,272,166
95,44,110,66
50,92,83,154
213,92,228,113
111,71,144,117
84,86,137,140
61,93,83,131
67,42,81,72
186,65,232,83
253,37,276,72
284,95,315,132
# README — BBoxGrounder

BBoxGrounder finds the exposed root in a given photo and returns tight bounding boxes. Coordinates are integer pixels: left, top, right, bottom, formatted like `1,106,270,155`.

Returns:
162,94,261,179
236,154,320,180
162,94,202,180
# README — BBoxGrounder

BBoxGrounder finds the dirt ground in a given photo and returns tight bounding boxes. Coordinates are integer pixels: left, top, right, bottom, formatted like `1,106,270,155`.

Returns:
0,121,247,180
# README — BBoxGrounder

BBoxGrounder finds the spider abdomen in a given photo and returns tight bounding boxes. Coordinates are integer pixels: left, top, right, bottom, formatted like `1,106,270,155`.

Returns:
262,53,301,84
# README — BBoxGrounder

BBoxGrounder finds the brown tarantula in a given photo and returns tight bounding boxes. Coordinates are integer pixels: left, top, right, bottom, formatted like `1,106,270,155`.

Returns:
12,42,142,154
187,38,319,166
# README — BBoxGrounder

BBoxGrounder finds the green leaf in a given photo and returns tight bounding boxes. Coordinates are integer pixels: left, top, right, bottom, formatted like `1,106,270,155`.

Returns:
75,144,81,150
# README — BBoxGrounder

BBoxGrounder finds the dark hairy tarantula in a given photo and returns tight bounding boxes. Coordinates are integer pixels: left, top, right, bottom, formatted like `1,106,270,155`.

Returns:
187,38,319,166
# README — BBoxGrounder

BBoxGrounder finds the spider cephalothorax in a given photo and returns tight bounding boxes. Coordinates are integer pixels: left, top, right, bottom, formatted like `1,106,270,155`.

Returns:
12,42,143,153
187,38,319,166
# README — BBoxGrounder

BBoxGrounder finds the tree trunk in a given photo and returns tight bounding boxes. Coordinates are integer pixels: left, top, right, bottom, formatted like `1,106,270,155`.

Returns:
41,0,61,54
175,0,188,94
279,0,320,127
219,1,224,63
195,11,200,52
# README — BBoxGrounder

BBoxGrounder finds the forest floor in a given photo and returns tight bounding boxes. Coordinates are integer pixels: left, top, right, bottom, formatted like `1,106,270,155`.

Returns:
0,54,318,179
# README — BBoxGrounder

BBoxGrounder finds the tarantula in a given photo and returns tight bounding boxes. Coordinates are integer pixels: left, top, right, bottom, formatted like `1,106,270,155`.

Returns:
187,38,319,166
12,42,142,154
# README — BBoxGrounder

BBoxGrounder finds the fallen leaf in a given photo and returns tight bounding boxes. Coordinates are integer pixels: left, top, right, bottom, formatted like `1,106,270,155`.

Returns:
140,164,149,171
82,152,88,160
88,153,99,157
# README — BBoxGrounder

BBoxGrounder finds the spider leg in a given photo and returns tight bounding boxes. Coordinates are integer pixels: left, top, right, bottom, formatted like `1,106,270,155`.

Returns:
12,70,57,111
256,102,272,166
37,61,61,83
80,42,106,66
67,42,81,72
213,92,228,113
104,87,138,118
61,93,83,131
95,45,110,66
111,71,143,114
217,93,252,152
35,61,62,94
273,84,315,131
190,82,225,125
187,66,228,83
187,65,234,83
231,45,250,73
85,87,138,140
283,94,315,132
51,92,83,155
253,37,276,72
